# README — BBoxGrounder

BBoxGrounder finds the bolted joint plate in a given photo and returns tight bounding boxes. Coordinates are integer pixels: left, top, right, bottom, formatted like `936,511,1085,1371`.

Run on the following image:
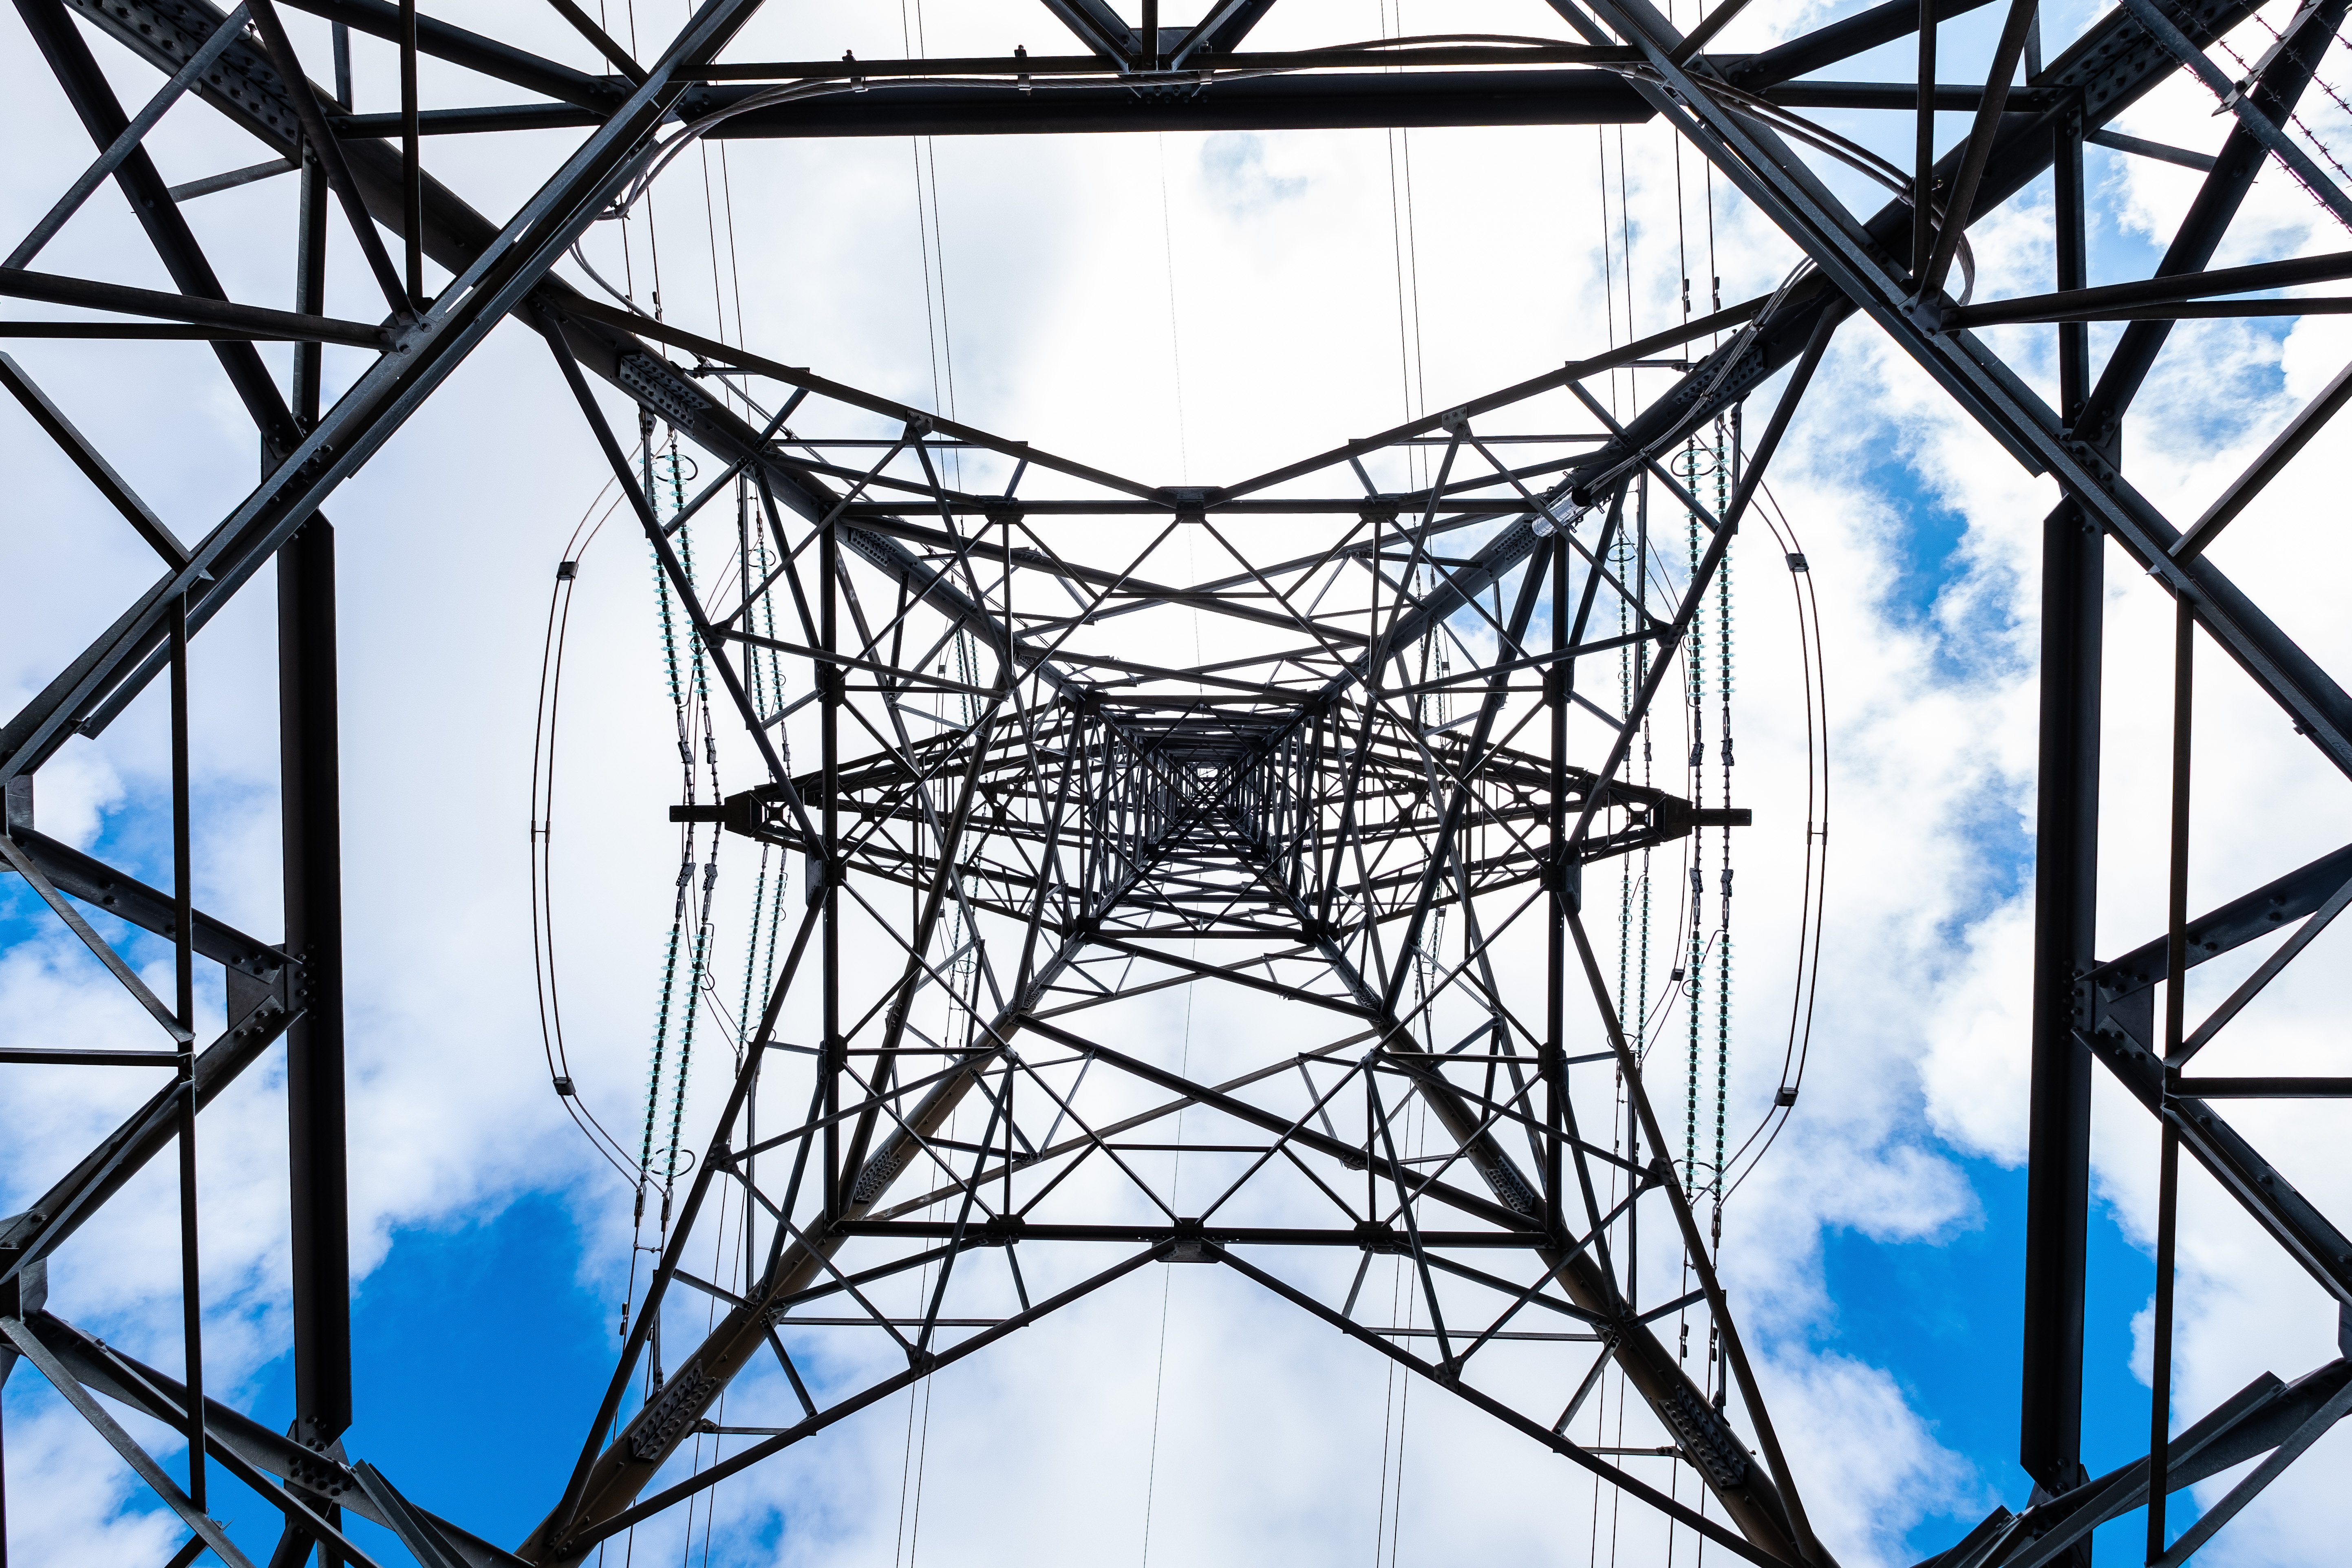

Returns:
628,1361,718,1464
617,353,711,434
1657,1381,1752,1491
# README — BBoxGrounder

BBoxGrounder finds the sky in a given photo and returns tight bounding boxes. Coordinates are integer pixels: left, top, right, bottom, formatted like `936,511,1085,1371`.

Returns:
4,1,2352,1566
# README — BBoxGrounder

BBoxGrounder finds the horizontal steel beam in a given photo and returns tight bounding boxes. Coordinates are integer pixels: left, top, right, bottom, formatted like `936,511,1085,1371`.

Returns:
2173,1078,2352,1098
2087,128,2218,172
2,827,284,979
1946,248,2352,328
0,265,391,346
706,46,1646,81
2093,840,2352,995
0,995,294,1288
681,71,1655,136
277,0,615,108
1763,80,2065,110
830,1220,1563,1247
1723,0,1998,88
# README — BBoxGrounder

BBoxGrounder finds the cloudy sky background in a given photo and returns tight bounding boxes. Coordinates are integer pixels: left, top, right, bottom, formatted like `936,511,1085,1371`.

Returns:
4,0,2351,1564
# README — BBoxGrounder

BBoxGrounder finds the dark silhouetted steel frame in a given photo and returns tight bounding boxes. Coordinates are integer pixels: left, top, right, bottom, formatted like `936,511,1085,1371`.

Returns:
2,1,2350,1566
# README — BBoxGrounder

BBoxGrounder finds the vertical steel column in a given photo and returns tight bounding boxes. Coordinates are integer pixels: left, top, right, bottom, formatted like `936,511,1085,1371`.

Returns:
280,142,351,1457
399,0,423,308
331,22,351,109
2146,1126,2181,1557
4,727,20,1566
820,521,842,1218
279,509,351,1456
2147,599,2191,1560
170,595,206,1510
2021,107,2098,1510
1911,0,1937,280
290,150,328,442
2052,106,2089,443
280,145,350,1568
1544,537,1569,1237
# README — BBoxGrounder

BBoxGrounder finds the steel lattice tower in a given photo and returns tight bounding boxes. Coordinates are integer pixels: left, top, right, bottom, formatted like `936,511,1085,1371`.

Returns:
2,2,2350,1566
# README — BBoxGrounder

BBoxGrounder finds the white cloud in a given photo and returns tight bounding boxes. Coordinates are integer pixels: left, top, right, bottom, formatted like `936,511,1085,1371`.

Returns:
1765,1348,1987,1562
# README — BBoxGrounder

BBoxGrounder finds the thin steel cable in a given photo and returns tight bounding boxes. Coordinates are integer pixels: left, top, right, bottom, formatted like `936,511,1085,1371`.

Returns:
1721,479,1829,1200
1159,135,1192,485
1380,0,1429,483
532,476,640,1184
1140,943,1198,1568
